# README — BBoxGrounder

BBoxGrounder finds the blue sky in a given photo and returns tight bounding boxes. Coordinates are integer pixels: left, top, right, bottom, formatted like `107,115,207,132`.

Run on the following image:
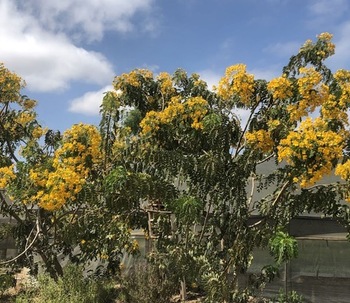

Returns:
1,0,350,132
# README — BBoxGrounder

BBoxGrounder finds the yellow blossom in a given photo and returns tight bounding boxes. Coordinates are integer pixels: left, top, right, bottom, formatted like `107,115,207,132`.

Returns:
15,112,36,126
157,72,175,98
32,126,47,139
267,76,293,100
245,130,274,153
278,117,344,187
36,124,102,211
217,64,255,106
287,67,328,121
0,165,16,188
22,99,37,110
114,69,154,90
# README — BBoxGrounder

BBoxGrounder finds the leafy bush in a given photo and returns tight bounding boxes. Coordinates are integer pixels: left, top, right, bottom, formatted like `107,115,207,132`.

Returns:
270,290,303,303
119,260,178,303
16,265,116,303
0,271,16,296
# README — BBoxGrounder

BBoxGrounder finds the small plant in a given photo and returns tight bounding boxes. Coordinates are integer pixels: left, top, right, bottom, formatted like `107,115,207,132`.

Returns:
119,260,178,303
269,231,298,266
273,290,304,303
16,264,116,303
0,271,16,296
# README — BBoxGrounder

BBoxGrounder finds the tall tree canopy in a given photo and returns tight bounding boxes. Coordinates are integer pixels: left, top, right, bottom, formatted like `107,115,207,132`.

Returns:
1,33,350,301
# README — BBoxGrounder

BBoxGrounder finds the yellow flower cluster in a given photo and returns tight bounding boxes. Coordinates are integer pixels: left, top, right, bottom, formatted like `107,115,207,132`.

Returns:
32,126,47,139
267,119,281,130
29,168,48,188
335,160,350,202
288,67,328,121
315,69,350,124
140,96,208,135
157,72,175,98
158,96,185,124
321,94,349,124
267,76,293,100
299,33,335,60
140,110,161,135
334,69,350,108
217,64,255,106
278,118,344,187
245,130,274,153
192,73,208,89
15,112,36,127
29,124,102,211
301,39,313,50
114,69,154,89
186,96,208,130
335,160,350,181
0,165,16,188
0,63,23,103
21,99,37,110
317,32,335,57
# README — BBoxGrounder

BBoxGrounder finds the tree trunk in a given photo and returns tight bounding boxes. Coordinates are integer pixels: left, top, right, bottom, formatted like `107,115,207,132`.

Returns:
37,250,63,280
180,277,187,301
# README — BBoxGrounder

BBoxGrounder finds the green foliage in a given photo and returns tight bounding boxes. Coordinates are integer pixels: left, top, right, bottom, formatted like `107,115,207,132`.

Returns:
0,223,13,240
119,261,178,303
169,195,203,225
272,290,304,303
123,108,142,134
2,33,350,302
269,231,298,265
0,270,15,296
16,265,115,303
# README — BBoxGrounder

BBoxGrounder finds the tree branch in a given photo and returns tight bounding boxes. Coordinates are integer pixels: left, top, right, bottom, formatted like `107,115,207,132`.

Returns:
234,102,260,158
0,215,40,265
248,180,290,228
247,174,256,209
257,153,274,165
0,121,19,162
0,191,23,224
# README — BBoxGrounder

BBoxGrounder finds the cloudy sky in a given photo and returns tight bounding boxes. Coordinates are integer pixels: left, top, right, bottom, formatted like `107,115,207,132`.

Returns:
1,0,350,132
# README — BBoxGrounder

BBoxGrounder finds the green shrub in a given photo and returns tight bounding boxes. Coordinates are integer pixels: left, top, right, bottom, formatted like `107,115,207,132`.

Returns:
119,260,178,303
271,290,303,303
0,272,15,296
16,264,116,303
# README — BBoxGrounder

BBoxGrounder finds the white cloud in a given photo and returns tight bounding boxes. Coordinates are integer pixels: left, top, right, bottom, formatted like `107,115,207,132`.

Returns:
0,0,115,92
249,67,280,81
308,0,348,18
69,85,113,116
18,0,157,42
306,0,349,30
198,69,221,90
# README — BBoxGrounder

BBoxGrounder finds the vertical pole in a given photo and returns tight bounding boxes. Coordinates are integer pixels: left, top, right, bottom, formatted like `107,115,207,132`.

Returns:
284,261,288,295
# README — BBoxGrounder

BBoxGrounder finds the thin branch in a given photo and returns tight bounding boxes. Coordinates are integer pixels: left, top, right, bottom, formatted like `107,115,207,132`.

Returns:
198,199,213,244
248,217,265,229
257,153,274,165
247,174,256,209
0,216,40,265
0,102,9,116
0,191,23,224
0,122,19,162
248,180,290,228
271,180,290,209
233,102,260,158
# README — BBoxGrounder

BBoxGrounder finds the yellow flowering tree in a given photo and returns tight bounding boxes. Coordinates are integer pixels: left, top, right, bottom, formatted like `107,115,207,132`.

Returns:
2,32,350,301
98,33,350,301
0,64,143,279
